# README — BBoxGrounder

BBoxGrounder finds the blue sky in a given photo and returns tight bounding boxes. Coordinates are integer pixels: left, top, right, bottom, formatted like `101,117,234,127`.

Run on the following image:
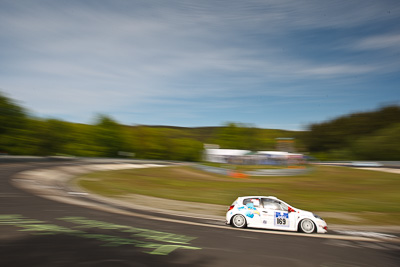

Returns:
1,0,399,130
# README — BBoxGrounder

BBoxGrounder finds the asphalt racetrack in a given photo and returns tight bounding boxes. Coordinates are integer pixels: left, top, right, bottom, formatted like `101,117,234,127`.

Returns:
1,160,399,266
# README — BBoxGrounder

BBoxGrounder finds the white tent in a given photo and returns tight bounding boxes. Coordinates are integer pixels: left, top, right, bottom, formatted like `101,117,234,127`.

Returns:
204,149,251,163
204,149,304,165
257,151,290,159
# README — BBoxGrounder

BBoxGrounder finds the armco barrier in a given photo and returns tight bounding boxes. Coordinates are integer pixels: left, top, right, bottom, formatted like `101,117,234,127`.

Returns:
0,156,76,163
194,164,311,176
0,156,177,165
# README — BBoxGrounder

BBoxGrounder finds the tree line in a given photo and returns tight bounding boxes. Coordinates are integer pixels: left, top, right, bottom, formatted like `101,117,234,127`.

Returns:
1,92,399,161
301,105,400,160
0,92,296,161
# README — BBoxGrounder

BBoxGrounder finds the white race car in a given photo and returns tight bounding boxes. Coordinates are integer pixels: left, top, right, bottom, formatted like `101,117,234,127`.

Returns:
226,196,327,234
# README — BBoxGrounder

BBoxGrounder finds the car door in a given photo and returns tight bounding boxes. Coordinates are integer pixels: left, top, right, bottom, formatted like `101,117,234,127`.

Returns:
260,198,296,230
258,199,275,229
241,198,262,227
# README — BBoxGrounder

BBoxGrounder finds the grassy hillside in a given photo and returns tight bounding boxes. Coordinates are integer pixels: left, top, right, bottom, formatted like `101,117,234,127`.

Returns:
129,125,299,145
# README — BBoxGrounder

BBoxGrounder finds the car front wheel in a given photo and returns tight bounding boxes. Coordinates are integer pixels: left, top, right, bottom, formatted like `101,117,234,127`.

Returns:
299,218,315,233
231,214,247,228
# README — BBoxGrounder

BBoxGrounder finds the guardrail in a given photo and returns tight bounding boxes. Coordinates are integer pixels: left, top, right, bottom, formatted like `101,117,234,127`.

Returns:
312,161,400,169
0,156,77,163
194,164,312,176
0,156,180,165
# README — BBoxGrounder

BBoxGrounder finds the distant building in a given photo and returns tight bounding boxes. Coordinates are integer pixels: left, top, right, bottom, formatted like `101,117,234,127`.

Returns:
203,148,304,165
257,151,304,165
203,148,251,163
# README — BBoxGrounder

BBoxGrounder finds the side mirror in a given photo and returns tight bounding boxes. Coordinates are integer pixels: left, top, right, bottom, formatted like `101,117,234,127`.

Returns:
288,207,296,213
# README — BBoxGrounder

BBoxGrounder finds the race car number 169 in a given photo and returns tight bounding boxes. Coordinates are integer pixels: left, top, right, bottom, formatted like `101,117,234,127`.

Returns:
275,212,289,227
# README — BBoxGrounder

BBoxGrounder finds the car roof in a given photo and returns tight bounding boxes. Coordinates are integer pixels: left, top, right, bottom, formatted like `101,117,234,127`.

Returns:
238,196,278,200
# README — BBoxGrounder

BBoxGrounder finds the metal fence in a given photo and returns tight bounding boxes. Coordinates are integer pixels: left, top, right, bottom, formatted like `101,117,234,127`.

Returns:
194,164,312,176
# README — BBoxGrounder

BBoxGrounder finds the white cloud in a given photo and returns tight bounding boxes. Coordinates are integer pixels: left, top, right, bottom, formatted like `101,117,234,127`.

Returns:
297,64,377,76
353,33,400,50
1,0,399,127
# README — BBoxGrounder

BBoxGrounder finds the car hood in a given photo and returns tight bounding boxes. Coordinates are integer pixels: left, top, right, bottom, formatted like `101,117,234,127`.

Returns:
295,208,314,218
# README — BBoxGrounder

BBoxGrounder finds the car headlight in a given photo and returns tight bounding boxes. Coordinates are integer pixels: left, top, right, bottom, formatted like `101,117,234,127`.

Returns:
313,214,324,221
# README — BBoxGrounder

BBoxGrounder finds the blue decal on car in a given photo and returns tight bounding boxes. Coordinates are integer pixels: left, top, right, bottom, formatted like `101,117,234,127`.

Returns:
245,211,254,218
275,212,289,218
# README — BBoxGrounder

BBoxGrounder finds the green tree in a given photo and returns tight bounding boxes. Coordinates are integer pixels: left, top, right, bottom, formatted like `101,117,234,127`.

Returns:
169,138,203,161
63,123,101,157
0,93,26,135
215,122,257,150
352,124,400,160
0,92,28,154
92,115,125,157
33,119,73,156
303,105,400,154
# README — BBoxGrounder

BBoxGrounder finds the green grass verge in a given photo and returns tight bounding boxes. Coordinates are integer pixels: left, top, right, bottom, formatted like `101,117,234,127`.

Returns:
77,165,400,225
321,212,400,226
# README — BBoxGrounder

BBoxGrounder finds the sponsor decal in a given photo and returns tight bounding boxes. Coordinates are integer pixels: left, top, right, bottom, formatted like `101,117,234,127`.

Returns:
274,212,289,227
241,205,260,218
245,211,254,218
238,205,260,218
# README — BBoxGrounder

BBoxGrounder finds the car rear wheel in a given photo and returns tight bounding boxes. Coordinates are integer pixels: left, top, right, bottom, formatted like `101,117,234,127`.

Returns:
231,214,247,228
299,218,315,233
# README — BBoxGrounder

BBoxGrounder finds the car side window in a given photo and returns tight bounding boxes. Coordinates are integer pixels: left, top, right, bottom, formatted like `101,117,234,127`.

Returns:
243,198,260,207
262,198,286,210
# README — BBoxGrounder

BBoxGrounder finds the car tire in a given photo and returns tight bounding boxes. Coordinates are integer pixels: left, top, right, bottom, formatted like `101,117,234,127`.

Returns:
231,214,247,228
299,218,315,233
